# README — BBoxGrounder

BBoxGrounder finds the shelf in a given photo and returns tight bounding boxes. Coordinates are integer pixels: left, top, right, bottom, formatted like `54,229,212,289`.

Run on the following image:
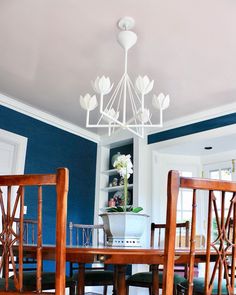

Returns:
102,169,118,176
102,184,133,192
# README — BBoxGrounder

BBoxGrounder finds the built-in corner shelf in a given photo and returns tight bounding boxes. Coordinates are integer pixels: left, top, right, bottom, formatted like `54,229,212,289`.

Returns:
102,169,118,176
102,168,133,192
102,184,133,192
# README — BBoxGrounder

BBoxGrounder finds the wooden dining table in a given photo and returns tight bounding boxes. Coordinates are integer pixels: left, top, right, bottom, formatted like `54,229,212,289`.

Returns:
22,244,218,295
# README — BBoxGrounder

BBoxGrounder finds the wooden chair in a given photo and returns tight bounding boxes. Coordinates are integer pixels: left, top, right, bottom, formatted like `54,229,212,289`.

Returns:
7,218,38,273
69,222,114,295
0,167,75,294
224,218,234,279
126,221,190,295
164,170,236,295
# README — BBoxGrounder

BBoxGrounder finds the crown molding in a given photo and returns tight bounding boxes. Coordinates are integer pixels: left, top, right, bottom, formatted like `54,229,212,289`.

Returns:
0,93,100,143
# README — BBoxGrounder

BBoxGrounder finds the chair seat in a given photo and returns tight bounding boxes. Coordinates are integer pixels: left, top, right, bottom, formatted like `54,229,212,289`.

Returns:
179,277,236,294
9,271,75,291
73,270,114,286
126,271,187,287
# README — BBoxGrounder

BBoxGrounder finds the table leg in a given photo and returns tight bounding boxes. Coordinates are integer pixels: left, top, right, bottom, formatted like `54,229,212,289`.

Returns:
116,264,127,295
151,264,159,295
77,263,85,295
113,265,118,295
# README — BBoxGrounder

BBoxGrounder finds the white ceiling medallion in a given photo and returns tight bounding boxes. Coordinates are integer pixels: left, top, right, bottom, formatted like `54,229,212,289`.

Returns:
80,17,170,138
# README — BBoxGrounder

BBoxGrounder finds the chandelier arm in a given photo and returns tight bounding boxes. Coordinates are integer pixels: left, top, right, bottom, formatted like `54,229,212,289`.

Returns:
160,108,163,126
127,75,144,137
87,106,164,128
141,94,144,111
100,94,104,113
86,111,90,127
127,75,142,104
127,79,140,122
127,124,163,127
87,109,119,127
96,112,105,125
100,110,124,127
86,123,124,127
116,77,125,114
105,74,125,111
127,75,143,135
127,79,140,129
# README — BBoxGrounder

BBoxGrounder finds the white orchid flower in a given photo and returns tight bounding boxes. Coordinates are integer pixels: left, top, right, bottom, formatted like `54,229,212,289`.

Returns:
137,108,150,123
103,108,119,123
92,76,113,95
113,154,133,179
135,75,154,95
80,94,98,111
152,93,170,110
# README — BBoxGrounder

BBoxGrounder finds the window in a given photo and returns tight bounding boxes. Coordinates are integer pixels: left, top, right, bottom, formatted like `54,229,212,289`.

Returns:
205,162,235,241
209,165,233,218
177,171,193,222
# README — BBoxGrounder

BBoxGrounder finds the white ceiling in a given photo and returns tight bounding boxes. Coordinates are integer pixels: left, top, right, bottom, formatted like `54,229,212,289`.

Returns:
157,133,236,156
0,0,236,137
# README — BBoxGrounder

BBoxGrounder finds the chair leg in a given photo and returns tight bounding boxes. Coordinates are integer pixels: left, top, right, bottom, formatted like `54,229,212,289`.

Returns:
69,282,76,295
103,285,108,295
149,287,152,295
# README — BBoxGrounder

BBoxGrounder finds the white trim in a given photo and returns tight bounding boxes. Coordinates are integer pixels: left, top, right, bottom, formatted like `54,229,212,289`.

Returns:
147,102,236,135
0,128,27,174
93,144,110,225
0,93,100,143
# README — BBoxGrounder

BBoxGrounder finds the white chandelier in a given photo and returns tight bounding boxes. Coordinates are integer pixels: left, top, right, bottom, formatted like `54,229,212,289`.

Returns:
80,17,170,138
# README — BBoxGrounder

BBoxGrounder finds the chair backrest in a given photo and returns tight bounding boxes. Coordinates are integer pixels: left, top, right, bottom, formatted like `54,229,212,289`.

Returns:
0,168,68,295
15,218,38,245
151,221,190,279
150,221,190,248
68,223,106,247
68,223,106,277
7,218,38,273
162,170,236,295
227,217,234,243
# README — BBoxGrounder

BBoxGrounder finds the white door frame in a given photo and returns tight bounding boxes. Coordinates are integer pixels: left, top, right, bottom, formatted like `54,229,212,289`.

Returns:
0,128,27,174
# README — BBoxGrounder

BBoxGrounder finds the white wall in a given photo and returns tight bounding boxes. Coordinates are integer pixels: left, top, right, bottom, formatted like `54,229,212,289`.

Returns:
151,151,201,223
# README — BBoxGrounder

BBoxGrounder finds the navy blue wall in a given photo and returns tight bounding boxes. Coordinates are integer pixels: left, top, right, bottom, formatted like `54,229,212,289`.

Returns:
148,113,236,144
0,106,97,247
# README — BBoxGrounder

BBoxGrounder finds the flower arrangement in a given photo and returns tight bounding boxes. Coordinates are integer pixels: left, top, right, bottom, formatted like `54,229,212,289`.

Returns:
106,154,143,213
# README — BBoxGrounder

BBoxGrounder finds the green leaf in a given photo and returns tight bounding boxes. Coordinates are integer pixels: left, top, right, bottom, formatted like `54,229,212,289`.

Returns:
116,206,125,212
105,206,143,213
132,207,143,213
106,208,118,212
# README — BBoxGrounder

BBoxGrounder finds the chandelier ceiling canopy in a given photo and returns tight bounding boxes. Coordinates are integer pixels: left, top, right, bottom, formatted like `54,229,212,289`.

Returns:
80,17,170,138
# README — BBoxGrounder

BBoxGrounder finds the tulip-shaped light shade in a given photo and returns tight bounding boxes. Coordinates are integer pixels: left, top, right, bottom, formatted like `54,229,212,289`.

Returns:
103,108,119,123
92,76,113,95
135,75,154,95
152,93,170,110
137,108,150,123
80,94,98,111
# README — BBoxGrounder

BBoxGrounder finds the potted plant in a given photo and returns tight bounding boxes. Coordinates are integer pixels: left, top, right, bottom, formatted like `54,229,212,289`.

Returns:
100,154,149,247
